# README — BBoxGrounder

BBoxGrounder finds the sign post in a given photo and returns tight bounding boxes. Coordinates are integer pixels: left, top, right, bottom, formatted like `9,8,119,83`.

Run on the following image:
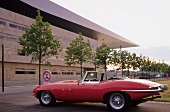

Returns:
2,44,4,92
42,70,52,84
166,74,169,79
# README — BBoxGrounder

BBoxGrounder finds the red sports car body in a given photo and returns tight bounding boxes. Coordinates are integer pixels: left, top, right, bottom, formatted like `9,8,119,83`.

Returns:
33,71,168,112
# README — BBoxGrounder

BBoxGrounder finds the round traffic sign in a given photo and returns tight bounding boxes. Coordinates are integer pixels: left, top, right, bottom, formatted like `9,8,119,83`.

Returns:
43,70,51,82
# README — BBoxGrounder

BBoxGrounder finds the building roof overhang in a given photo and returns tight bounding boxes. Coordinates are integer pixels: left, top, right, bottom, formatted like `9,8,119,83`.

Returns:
0,0,139,48
22,0,138,48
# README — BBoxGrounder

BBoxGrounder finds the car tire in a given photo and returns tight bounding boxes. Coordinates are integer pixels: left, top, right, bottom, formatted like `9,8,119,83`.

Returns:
39,91,56,106
106,93,131,112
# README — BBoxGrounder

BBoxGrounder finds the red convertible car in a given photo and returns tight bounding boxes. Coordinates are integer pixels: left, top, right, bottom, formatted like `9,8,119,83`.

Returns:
33,71,168,112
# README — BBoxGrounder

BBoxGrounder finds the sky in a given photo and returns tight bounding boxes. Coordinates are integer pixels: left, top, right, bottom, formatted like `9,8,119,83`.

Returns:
51,0,170,64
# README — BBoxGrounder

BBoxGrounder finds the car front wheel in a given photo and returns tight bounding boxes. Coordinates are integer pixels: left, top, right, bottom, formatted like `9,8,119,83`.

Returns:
39,91,56,106
106,93,131,112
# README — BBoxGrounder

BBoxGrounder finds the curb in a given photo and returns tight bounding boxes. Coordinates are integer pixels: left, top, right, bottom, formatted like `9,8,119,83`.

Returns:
148,101,170,104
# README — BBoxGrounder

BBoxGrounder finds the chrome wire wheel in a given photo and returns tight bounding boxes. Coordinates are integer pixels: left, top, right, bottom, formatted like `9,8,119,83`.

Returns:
41,91,52,105
109,93,125,110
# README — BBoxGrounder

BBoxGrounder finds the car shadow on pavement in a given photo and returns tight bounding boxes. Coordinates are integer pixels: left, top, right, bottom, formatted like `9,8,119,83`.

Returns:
33,101,144,112
34,101,108,112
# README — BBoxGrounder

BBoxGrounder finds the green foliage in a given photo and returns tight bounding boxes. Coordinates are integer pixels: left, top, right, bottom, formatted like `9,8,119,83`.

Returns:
64,33,92,76
95,43,111,72
108,48,170,77
89,53,98,71
116,48,128,75
126,52,132,76
110,49,119,67
131,53,139,70
18,10,62,84
19,10,62,63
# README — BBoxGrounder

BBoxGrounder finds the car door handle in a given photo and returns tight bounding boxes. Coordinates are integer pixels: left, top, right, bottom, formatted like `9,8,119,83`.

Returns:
92,85,97,86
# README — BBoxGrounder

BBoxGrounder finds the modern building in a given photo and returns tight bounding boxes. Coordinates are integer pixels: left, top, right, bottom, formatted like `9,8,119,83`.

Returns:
0,0,138,86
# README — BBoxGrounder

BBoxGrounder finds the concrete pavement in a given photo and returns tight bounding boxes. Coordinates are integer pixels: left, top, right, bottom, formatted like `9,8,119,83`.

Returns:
0,91,170,112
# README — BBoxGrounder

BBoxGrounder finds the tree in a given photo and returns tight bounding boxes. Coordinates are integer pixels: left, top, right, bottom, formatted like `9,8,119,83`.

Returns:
131,53,139,78
110,49,119,67
150,59,157,79
95,43,111,75
140,55,147,76
90,52,98,71
117,48,128,77
18,10,62,85
160,61,169,74
126,52,132,77
136,54,143,72
64,33,93,77
110,49,120,76
144,57,151,79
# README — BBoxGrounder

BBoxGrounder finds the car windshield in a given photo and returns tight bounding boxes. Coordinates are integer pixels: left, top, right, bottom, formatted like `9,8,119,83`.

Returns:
85,72,99,81
78,71,105,83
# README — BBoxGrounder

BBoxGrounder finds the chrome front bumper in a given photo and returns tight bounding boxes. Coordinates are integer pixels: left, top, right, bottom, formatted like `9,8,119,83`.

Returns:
160,84,168,90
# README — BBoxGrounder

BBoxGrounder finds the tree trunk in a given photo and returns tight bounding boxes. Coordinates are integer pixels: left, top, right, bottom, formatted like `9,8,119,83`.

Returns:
105,64,107,80
142,69,143,76
122,64,123,77
39,60,41,85
95,63,96,71
80,61,83,78
128,67,130,77
39,45,42,85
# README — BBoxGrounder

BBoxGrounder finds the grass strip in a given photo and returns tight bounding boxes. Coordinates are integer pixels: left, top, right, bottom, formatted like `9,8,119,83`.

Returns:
154,80,170,102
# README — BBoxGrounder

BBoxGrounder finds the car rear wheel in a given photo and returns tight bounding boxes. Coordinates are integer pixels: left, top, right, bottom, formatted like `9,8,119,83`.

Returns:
39,91,56,106
106,93,131,112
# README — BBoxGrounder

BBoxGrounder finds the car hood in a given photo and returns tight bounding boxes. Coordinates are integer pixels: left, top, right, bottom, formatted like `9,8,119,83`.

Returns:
124,79,161,87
